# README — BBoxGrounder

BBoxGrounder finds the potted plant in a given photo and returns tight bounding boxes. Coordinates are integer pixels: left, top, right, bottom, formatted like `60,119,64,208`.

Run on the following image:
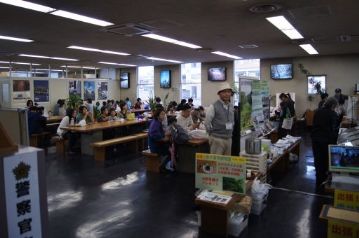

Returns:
66,94,82,110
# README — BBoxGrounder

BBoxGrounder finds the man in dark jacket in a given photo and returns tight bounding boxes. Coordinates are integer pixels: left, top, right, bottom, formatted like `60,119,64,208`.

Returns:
311,97,339,191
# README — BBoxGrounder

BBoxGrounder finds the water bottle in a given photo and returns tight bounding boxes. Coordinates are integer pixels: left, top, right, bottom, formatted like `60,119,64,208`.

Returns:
70,118,75,126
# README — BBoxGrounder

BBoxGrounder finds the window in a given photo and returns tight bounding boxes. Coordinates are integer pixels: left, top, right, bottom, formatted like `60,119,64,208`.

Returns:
234,59,260,105
137,66,154,101
180,63,201,106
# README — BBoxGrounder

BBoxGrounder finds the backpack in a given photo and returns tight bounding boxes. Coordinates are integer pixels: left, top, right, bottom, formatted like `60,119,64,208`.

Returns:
170,124,190,144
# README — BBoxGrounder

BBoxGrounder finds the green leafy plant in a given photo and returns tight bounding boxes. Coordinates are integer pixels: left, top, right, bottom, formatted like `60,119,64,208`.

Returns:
147,97,157,111
163,93,169,108
66,94,82,109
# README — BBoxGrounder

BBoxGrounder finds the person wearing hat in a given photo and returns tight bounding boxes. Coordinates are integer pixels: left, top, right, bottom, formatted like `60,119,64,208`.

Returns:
204,83,235,155
176,103,199,131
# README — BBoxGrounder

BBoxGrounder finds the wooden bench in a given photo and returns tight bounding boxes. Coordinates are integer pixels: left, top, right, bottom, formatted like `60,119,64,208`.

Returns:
91,132,148,163
52,136,68,157
30,132,50,154
142,149,160,173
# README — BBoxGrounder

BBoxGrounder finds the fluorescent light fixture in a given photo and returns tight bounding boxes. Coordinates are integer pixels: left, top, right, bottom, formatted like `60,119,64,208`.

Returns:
144,56,182,63
142,33,202,49
0,66,10,69
51,10,113,27
299,44,319,55
211,51,241,59
19,54,49,59
0,61,40,65
266,16,304,40
98,62,136,67
0,35,33,42
60,65,98,70
35,68,63,72
67,45,130,56
19,54,78,61
0,0,55,13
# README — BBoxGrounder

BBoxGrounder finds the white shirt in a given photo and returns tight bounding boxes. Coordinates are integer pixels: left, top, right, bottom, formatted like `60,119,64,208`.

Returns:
57,116,70,137
176,114,194,131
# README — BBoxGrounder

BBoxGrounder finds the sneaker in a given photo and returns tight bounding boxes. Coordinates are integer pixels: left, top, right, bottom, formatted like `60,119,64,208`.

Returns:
165,161,175,172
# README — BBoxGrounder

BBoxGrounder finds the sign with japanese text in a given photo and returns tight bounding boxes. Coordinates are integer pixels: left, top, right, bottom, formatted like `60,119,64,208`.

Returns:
328,220,359,238
195,153,246,194
4,149,42,238
334,189,359,212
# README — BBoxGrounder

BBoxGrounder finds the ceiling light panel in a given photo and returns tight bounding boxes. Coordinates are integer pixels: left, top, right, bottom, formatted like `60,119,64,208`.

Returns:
144,57,182,63
61,65,98,70
67,45,130,56
51,10,114,27
300,44,319,55
0,34,33,42
19,54,78,61
0,0,55,13
211,51,241,59
98,62,136,67
266,16,304,40
142,33,202,49
0,60,40,65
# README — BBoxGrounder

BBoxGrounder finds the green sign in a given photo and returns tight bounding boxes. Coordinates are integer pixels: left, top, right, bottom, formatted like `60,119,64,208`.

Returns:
195,153,246,194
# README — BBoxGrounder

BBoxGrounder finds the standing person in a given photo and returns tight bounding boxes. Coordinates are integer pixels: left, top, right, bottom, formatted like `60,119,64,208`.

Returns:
318,93,329,109
277,93,292,138
204,84,234,155
311,97,339,191
334,88,348,122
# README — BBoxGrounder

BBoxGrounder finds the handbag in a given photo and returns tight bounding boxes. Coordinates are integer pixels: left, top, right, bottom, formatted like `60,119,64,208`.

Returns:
282,117,293,130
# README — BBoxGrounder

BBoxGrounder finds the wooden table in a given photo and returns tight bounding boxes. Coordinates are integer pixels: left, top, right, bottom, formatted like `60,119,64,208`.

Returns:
131,109,150,114
176,138,209,173
46,116,63,124
61,119,149,155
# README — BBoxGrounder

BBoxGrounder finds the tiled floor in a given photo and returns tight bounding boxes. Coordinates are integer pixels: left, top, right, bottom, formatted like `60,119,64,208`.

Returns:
46,132,332,238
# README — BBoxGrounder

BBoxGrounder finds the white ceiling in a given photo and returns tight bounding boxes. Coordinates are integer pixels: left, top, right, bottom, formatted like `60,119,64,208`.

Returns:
0,0,358,69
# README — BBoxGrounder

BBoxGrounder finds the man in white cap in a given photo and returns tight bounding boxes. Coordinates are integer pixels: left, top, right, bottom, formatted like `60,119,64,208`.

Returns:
204,83,234,155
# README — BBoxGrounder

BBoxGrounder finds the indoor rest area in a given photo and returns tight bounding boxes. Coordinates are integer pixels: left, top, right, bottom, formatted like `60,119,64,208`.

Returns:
1,1,359,238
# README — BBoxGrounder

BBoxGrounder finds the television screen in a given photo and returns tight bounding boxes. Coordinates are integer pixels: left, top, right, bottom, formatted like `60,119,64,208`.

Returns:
329,145,359,173
208,67,226,81
120,72,130,89
160,70,171,88
270,64,293,79
308,75,326,95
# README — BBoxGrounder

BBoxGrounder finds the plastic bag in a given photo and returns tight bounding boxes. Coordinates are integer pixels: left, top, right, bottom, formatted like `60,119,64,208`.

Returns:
251,178,271,200
188,129,208,139
78,119,86,127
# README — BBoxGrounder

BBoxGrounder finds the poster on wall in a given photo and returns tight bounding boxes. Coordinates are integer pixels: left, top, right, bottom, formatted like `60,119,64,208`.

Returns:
69,80,81,97
195,153,246,194
84,81,95,100
12,80,31,100
34,80,49,102
240,79,252,133
97,81,108,100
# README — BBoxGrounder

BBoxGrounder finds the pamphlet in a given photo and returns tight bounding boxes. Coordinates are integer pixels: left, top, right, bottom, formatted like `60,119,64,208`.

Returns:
197,190,232,204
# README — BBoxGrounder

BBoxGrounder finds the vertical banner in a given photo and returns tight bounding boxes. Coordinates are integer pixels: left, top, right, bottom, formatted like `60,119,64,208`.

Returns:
195,153,246,194
240,79,252,133
251,80,270,123
97,81,108,100
69,80,81,97
83,81,95,100
4,150,43,238
12,80,31,101
33,80,49,102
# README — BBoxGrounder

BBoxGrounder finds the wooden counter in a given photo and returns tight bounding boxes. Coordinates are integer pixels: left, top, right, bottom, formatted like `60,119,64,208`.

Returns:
176,138,209,173
46,116,63,124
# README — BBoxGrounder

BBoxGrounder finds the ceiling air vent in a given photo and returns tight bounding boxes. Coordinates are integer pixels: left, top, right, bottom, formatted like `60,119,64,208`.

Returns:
104,23,153,37
249,4,282,14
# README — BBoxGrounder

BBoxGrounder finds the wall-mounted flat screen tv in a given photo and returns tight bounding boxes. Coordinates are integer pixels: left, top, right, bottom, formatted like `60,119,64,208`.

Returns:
160,70,171,88
208,67,226,81
270,64,293,80
120,72,130,89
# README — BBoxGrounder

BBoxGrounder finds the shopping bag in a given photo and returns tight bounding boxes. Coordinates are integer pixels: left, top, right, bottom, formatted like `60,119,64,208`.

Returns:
282,117,293,130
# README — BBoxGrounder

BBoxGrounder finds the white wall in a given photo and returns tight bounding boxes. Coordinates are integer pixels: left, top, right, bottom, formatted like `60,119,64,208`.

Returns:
261,55,359,116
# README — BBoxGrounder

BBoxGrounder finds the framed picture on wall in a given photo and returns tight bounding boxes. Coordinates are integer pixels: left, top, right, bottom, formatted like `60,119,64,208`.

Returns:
308,75,326,95
120,72,130,89
84,81,95,100
34,80,49,102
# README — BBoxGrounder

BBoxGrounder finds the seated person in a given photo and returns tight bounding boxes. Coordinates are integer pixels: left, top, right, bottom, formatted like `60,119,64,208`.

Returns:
28,106,46,136
57,108,78,153
118,101,129,119
76,105,93,124
176,99,187,111
125,97,132,109
108,108,119,121
191,106,206,124
97,106,109,122
148,107,171,170
176,103,199,131
134,98,143,109
53,99,66,116
188,98,194,108
166,101,178,114
26,99,34,108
